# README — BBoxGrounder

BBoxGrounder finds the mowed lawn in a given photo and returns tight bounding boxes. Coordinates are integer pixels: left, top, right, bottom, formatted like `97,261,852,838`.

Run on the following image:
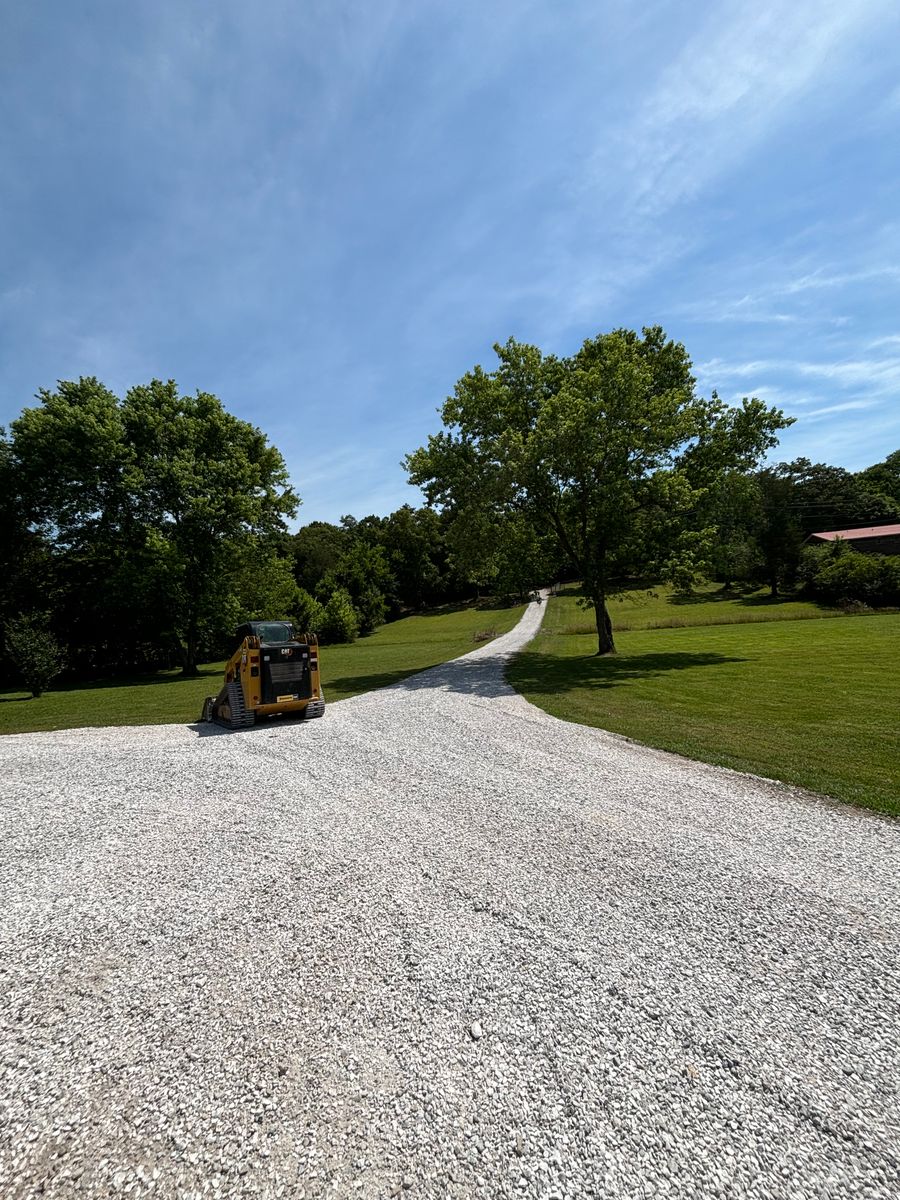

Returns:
590,579,841,631
0,601,526,736
508,586,900,816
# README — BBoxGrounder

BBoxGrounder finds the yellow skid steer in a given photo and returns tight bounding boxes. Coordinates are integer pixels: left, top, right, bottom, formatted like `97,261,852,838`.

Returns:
201,621,325,729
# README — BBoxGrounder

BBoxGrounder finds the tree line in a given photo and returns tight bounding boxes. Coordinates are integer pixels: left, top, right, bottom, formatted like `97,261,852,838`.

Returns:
405,328,899,652
2,328,898,692
0,376,563,690
708,453,900,598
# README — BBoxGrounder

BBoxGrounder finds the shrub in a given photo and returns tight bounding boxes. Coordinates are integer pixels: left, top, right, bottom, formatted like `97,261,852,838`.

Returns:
318,542,394,634
5,612,67,698
292,587,326,636
817,553,882,605
319,588,359,644
796,544,828,588
352,585,388,635
877,555,900,606
802,543,900,607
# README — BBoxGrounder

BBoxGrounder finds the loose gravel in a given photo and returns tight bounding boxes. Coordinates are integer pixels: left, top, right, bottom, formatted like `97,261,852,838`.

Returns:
1,597,898,1200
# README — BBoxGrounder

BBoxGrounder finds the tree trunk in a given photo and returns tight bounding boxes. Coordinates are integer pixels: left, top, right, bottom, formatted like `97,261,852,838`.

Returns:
180,613,200,676
593,595,616,655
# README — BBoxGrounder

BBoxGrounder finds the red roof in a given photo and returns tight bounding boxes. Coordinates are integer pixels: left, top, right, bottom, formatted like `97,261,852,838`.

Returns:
809,524,900,541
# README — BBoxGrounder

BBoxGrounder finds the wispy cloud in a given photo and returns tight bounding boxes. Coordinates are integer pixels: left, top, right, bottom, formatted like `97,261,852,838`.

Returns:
674,296,801,326
609,0,893,215
802,399,881,421
699,353,900,395
556,0,898,338
774,403,900,468
779,267,900,295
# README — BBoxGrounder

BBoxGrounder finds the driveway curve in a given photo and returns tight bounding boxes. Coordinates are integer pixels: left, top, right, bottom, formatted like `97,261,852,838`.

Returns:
1,597,898,1200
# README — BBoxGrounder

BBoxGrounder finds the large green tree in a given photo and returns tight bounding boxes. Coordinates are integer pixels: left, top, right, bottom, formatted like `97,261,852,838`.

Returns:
785,457,900,534
319,541,395,634
752,467,804,597
9,379,153,671
0,428,56,641
11,378,298,675
443,508,559,601
856,449,900,509
122,381,297,672
405,327,792,654
375,506,447,610
291,520,351,594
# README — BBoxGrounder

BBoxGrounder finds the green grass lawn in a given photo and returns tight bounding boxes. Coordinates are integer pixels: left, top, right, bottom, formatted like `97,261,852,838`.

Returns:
508,586,900,816
0,600,526,736
576,579,842,632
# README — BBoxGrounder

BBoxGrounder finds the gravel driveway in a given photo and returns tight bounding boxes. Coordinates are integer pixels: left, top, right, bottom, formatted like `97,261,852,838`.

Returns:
1,598,898,1200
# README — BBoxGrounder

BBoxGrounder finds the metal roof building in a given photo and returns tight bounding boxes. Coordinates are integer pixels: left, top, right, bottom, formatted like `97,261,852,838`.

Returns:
807,523,900,555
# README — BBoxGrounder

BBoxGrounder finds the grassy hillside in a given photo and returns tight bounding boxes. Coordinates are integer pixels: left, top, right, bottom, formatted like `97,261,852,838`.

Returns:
0,600,526,735
509,585,899,816
571,579,841,631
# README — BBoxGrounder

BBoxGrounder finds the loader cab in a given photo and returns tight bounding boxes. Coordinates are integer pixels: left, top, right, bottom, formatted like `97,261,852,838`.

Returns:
231,621,295,654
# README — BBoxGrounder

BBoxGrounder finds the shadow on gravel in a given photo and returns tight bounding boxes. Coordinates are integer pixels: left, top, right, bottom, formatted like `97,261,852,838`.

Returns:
186,716,320,737
507,650,747,695
322,667,434,696
187,722,235,737
391,653,514,699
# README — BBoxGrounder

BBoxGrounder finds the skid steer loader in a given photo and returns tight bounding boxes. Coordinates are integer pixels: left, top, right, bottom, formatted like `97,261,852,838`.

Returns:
201,620,325,729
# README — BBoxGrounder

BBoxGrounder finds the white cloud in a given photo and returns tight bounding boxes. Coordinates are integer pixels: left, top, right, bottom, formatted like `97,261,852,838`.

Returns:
792,358,900,390
780,267,900,295
698,353,900,395
554,1,898,335
774,401,900,468
877,81,900,114
613,0,894,214
801,399,881,420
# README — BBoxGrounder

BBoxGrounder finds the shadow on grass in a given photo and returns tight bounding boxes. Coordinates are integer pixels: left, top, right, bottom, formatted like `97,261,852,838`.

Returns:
733,593,823,609
0,695,33,703
50,667,224,693
181,644,747,722
328,641,749,704
668,586,836,612
507,650,747,695
668,584,759,606
388,597,524,623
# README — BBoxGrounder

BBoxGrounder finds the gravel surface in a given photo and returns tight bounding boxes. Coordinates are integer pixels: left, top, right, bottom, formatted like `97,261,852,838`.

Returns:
1,597,899,1200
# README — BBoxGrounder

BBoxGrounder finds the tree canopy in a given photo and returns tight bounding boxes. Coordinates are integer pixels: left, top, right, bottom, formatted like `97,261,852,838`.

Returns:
405,327,793,652
9,378,297,674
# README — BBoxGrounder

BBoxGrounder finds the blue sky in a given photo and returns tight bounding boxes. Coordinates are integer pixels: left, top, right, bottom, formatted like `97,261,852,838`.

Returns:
2,1,899,526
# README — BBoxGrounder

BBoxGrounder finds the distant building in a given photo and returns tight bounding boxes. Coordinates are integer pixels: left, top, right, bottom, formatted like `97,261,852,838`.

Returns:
806,523,900,556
